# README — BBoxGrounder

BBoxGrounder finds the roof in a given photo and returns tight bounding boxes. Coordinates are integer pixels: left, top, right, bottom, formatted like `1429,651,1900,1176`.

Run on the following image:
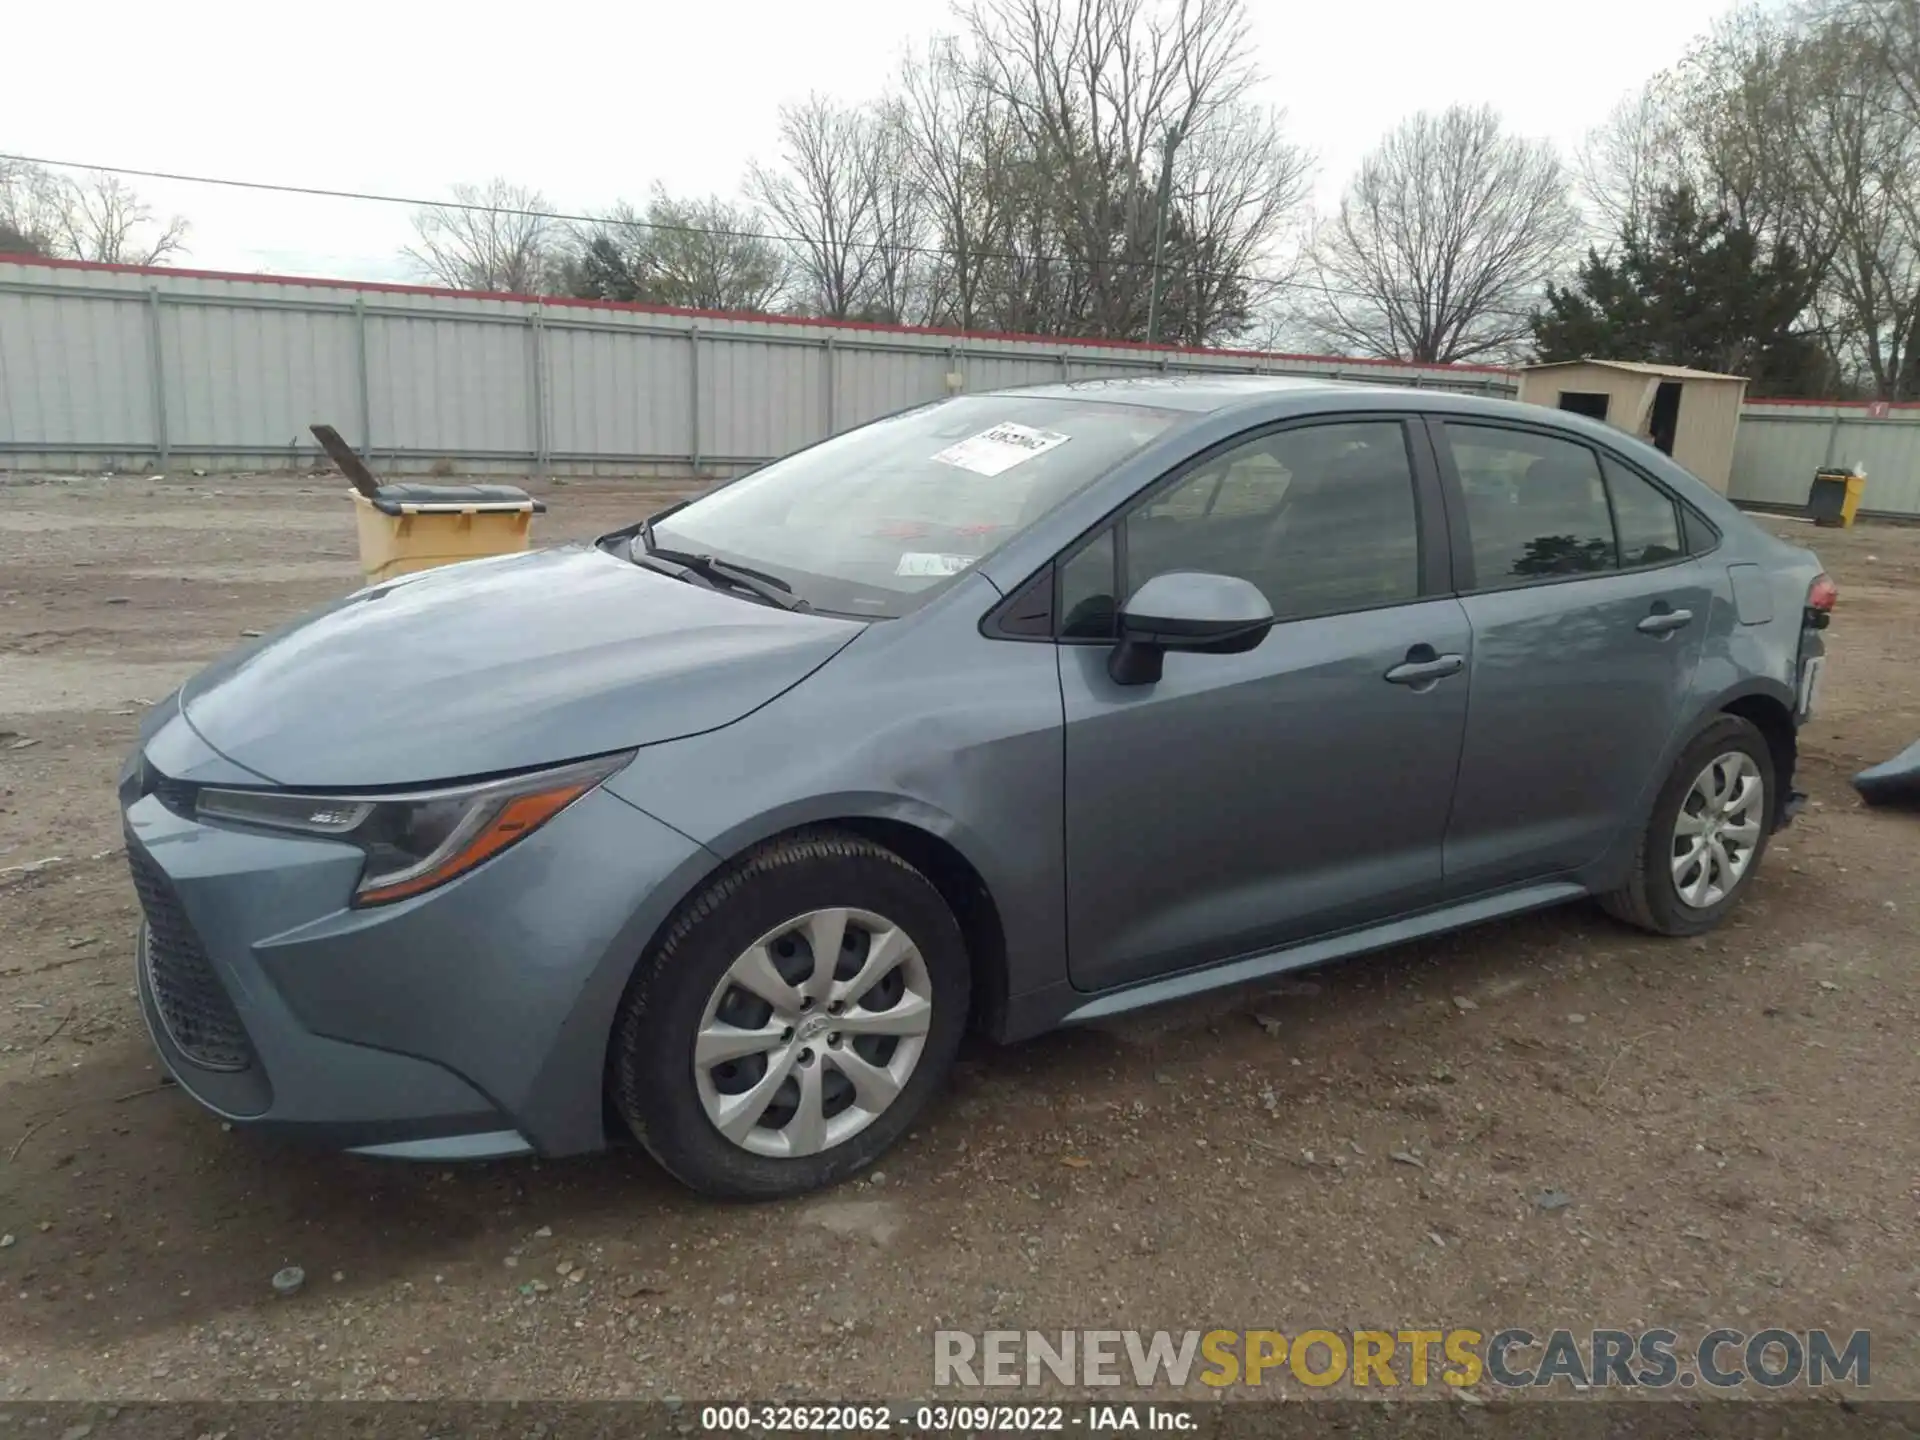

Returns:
1519,358,1748,383
1005,376,1595,432
1008,374,1368,413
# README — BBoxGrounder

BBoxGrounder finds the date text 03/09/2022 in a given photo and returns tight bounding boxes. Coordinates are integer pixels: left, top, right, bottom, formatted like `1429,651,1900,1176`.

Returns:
699,1402,1193,1432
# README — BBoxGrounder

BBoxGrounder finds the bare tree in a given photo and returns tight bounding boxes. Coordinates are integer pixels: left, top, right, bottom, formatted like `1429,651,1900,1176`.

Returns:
1242,299,1317,354
962,0,1269,339
748,96,887,319
899,36,1027,329
406,179,559,294
1670,10,1821,249
1645,1,1920,397
740,0,1309,342
1163,103,1313,344
640,192,789,313
565,189,788,312
0,157,63,256
1856,0,1920,111
1856,0,1920,267
51,173,189,265
1,164,188,264
1577,83,1685,241
1312,105,1581,363
1777,7,1920,397
862,100,931,323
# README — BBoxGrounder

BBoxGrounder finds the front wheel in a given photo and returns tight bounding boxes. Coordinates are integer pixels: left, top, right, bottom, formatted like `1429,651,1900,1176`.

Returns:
1599,714,1776,936
609,830,970,1199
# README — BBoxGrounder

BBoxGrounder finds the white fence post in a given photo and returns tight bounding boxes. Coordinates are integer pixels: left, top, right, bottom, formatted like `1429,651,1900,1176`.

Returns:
689,327,702,472
145,286,169,470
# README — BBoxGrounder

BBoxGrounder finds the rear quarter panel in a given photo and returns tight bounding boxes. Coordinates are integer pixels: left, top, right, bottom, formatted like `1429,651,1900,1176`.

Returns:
1693,522,1822,714
1584,433,1819,728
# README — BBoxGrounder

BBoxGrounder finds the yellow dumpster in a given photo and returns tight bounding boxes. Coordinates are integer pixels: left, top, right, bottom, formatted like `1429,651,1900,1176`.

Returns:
351,483,547,583
1807,467,1866,528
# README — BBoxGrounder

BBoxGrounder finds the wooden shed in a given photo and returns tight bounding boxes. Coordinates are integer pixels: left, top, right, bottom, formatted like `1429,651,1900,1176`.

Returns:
1515,360,1748,494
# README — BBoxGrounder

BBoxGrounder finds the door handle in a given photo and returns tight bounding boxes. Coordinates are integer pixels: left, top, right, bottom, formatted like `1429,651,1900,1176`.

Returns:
1384,652,1465,685
1637,606,1694,635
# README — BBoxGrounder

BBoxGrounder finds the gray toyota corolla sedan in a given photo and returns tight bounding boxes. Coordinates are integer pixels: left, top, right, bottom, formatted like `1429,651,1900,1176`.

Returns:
120,376,1835,1197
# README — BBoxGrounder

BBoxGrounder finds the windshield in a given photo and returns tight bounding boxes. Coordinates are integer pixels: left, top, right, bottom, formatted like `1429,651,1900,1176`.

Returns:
649,394,1180,617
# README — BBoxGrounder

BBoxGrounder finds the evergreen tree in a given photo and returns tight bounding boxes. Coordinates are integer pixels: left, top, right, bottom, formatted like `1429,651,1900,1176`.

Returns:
0,221,46,257
568,234,643,303
1533,186,1830,395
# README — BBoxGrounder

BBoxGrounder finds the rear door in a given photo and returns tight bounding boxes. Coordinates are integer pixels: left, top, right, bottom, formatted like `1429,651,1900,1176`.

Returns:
1430,419,1716,892
1056,416,1473,994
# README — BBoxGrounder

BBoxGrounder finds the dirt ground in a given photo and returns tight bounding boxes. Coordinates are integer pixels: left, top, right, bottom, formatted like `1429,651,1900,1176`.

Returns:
1,471,1916,1403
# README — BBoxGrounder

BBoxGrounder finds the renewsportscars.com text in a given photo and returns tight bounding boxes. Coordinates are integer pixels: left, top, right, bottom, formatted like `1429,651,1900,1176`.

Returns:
933,1327,1870,1390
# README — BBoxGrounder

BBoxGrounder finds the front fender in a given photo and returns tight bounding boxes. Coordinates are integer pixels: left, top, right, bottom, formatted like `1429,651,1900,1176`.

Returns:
601,616,1070,1008
688,789,989,881
252,787,720,1157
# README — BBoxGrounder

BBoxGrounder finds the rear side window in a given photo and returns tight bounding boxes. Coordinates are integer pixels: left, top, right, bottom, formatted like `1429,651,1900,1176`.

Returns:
1600,453,1684,567
1445,424,1616,586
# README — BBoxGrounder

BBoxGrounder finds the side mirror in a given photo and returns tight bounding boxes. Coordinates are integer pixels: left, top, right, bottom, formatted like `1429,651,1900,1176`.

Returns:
1108,571,1274,686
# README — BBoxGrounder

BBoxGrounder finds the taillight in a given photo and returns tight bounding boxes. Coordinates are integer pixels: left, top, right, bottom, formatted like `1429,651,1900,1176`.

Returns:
1806,572,1837,628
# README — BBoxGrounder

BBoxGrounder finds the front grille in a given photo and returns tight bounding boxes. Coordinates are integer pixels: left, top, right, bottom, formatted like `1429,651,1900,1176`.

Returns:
127,839,252,1072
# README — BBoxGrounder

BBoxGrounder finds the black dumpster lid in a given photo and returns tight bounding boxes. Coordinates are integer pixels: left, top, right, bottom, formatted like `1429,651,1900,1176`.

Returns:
368,482,547,515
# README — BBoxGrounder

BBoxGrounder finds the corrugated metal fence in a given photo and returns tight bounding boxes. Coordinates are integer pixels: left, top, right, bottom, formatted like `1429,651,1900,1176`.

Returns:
1732,401,1920,519
4,257,1918,517
0,258,1511,478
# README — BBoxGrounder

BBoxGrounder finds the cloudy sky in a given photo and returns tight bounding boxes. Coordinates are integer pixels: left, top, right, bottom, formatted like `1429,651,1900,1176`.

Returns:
3,0,1734,283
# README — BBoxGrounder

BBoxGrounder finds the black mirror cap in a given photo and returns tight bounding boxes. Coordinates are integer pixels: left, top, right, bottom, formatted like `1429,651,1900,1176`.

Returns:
1108,571,1274,685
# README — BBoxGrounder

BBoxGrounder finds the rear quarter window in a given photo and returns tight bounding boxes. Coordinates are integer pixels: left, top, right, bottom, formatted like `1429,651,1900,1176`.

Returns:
1599,454,1685,567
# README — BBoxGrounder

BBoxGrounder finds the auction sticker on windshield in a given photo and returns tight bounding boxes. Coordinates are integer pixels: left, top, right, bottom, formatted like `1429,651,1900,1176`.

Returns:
933,421,1070,477
896,552,976,577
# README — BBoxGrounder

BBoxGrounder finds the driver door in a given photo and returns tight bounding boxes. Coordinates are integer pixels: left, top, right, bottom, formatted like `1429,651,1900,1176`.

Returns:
1057,417,1473,994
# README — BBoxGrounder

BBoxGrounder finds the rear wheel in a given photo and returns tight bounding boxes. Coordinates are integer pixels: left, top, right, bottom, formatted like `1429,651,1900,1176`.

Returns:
610,830,969,1198
1599,714,1775,936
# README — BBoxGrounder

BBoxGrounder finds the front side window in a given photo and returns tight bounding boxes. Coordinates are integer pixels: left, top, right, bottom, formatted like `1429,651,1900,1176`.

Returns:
1058,420,1422,637
1445,424,1616,586
650,395,1179,617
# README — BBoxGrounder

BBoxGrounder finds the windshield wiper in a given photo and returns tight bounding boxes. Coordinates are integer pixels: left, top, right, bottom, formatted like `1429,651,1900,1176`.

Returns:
633,519,807,611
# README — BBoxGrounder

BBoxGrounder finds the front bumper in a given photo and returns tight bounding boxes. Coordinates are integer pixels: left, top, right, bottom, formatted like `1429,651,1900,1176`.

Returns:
121,717,713,1158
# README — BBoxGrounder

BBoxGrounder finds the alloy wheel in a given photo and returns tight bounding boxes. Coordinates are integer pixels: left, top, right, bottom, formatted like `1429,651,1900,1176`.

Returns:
1671,750,1765,909
692,907,933,1158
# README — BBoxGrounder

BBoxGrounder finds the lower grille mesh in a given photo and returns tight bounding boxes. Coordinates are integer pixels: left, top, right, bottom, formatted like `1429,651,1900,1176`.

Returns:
127,839,252,1071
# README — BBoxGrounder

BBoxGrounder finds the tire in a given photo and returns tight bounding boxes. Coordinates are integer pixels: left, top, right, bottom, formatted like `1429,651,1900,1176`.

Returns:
610,829,970,1199
1598,714,1776,937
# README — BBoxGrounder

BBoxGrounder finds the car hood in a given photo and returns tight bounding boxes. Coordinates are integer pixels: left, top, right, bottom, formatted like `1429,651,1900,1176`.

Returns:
179,545,865,788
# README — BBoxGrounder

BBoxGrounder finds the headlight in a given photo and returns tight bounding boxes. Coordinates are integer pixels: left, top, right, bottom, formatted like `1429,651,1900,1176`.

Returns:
194,752,632,906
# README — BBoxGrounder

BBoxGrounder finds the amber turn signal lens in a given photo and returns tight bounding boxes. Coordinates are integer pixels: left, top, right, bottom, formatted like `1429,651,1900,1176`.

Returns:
354,780,592,905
